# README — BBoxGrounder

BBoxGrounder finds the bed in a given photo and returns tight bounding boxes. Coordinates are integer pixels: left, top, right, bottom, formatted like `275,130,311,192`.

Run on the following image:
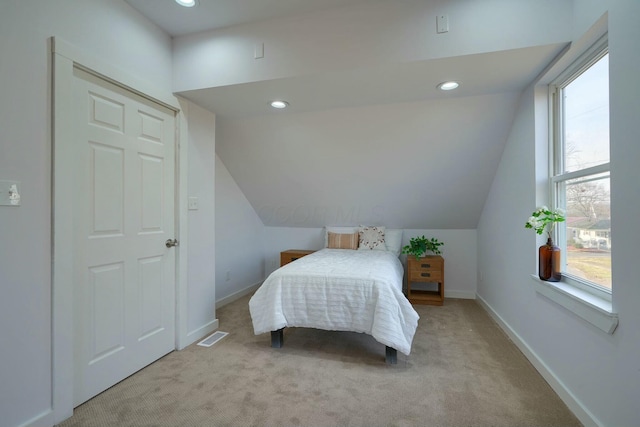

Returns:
249,226,419,364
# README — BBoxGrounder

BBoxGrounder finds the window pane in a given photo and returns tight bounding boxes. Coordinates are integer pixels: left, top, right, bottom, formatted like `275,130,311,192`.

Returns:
563,54,609,173
564,176,611,289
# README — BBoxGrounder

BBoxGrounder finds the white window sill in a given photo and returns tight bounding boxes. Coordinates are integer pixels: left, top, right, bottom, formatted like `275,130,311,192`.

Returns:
530,275,618,334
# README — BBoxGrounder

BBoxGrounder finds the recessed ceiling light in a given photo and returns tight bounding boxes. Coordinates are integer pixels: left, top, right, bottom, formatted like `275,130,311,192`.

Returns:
270,100,289,109
175,0,198,7
437,81,460,91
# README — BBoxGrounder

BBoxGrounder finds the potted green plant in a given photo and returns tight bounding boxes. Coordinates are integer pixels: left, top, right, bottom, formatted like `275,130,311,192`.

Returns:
402,235,444,259
525,206,565,282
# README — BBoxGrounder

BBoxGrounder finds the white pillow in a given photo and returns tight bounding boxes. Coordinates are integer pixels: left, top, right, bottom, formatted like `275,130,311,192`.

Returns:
358,226,387,251
384,229,403,256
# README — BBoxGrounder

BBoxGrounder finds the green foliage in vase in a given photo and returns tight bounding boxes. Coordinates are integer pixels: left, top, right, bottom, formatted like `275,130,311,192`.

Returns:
525,206,565,238
402,235,444,258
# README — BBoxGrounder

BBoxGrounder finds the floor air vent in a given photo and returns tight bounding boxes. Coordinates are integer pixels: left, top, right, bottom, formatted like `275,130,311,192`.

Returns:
197,331,229,347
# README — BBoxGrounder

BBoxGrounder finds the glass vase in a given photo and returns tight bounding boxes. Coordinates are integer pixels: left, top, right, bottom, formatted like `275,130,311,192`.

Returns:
539,237,561,282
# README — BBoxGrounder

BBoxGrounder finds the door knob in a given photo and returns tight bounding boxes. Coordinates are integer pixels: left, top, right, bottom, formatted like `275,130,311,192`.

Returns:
165,239,179,248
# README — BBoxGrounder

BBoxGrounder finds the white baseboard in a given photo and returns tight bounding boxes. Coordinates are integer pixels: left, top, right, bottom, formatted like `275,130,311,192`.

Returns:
17,408,53,427
216,282,262,309
475,294,602,427
179,318,220,350
445,290,476,299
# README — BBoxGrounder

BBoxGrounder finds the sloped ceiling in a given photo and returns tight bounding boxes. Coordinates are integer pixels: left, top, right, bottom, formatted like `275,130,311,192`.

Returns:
126,0,572,229
217,91,521,229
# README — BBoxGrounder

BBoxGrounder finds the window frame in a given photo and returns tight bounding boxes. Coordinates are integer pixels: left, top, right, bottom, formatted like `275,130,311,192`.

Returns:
531,33,619,334
548,35,612,303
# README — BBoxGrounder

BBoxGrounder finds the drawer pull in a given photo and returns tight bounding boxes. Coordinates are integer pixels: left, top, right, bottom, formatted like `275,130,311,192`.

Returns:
420,272,431,277
421,263,431,268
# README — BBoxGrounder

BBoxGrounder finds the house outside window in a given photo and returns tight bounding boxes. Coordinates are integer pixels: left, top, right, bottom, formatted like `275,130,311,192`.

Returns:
550,37,611,293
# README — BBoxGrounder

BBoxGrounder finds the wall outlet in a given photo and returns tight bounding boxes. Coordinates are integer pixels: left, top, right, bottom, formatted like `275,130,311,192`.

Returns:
0,180,21,206
188,197,199,210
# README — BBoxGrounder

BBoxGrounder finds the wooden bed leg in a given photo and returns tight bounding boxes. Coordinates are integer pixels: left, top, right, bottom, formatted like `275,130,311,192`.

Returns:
271,328,284,348
385,346,397,364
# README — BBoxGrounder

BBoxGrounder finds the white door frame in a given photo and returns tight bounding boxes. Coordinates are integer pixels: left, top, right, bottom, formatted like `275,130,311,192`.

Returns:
51,37,190,424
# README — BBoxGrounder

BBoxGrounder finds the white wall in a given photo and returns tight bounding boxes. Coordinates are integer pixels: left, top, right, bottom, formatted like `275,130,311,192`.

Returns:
0,2,171,426
477,1,640,426
173,0,572,91
184,100,218,339
261,227,326,276
402,229,477,299
213,184,478,301
0,2,217,426
214,155,265,304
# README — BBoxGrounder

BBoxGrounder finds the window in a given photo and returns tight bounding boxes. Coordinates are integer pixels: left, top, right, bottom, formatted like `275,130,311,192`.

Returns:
550,38,611,294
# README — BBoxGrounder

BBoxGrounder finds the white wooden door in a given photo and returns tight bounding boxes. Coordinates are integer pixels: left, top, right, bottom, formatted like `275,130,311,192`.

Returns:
72,67,176,406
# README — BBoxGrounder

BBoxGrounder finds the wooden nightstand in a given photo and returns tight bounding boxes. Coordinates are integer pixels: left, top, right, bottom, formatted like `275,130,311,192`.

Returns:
406,255,444,305
280,249,315,267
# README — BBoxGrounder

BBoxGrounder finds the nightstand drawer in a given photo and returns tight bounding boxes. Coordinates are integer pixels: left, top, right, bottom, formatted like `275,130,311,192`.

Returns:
409,269,443,282
409,259,443,271
408,259,443,278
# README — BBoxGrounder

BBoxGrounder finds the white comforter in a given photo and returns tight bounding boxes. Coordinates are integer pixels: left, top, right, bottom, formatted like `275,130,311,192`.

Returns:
249,248,419,355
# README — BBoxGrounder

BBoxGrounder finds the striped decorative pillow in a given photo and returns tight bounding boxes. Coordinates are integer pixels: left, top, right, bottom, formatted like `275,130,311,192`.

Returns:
327,232,359,250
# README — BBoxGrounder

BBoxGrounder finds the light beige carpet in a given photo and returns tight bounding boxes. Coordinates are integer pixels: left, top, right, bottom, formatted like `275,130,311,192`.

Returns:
58,294,582,427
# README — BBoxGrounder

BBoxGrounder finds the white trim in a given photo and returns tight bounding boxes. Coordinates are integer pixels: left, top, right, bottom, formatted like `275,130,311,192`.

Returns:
561,272,612,302
175,98,191,350
15,409,53,427
476,295,603,427
51,36,188,423
184,319,221,347
444,290,476,300
51,38,179,111
551,163,610,183
51,41,76,423
216,282,262,309
536,13,608,87
531,275,618,334
550,34,609,89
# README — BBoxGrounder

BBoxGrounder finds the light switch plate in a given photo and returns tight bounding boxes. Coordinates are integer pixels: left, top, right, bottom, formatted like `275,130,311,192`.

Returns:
436,14,449,33
254,42,264,59
0,180,21,206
